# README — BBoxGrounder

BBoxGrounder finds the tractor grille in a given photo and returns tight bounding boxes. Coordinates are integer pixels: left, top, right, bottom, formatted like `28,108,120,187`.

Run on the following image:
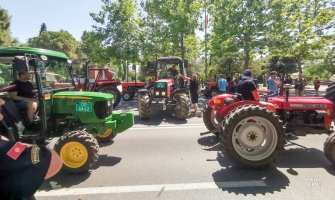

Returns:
94,100,113,119
154,82,167,97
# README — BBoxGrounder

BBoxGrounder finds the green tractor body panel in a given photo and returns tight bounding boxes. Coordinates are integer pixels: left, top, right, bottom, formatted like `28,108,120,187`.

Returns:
50,91,133,136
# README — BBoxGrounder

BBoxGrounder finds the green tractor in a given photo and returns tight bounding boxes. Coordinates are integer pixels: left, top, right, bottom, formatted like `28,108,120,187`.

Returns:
0,47,134,174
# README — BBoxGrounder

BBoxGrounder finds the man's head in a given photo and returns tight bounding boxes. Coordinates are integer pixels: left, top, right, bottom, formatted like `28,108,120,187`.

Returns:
18,71,31,81
270,71,277,78
243,69,252,77
192,74,197,80
172,64,176,69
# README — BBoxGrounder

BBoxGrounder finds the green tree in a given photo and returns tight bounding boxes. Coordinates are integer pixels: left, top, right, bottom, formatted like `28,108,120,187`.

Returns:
90,0,143,80
81,31,109,66
0,7,13,46
39,23,47,36
142,0,202,59
211,0,268,70
28,30,86,63
267,0,335,72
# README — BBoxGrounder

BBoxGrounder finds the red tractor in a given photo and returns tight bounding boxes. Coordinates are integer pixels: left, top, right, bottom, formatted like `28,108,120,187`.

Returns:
121,82,147,101
202,83,335,168
76,66,122,108
203,81,219,98
137,56,191,120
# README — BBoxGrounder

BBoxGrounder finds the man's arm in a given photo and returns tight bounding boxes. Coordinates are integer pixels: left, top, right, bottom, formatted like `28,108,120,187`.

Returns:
9,91,37,102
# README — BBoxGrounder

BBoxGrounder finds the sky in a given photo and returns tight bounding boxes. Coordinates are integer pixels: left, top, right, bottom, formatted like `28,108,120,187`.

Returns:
1,0,103,43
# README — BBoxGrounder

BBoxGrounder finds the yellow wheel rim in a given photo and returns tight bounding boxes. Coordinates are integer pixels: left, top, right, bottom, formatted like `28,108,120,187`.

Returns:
97,129,112,138
60,142,88,168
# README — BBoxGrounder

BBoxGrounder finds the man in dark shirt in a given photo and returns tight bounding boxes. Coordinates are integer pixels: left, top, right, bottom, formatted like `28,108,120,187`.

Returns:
168,64,180,77
0,98,63,199
9,71,38,123
237,69,260,101
181,74,200,116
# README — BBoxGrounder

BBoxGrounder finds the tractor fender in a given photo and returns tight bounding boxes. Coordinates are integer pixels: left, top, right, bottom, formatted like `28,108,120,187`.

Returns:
218,100,276,119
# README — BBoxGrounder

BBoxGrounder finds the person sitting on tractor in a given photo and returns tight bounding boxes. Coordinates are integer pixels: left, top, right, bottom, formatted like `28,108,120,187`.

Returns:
8,70,39,123
237,69,260,101
168,64,180,78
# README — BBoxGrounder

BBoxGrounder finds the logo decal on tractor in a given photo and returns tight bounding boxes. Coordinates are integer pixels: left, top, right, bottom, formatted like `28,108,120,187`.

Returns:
76,101,93,112
290,104,327,109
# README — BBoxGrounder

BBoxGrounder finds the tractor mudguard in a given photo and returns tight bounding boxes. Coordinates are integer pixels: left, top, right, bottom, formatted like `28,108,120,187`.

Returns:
138,88,149,94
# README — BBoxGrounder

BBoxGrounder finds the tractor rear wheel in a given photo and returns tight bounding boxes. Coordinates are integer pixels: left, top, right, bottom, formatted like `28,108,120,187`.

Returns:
99,86,121,108
54,130,99,174
96,129,116,143
203,105,221,135
174,93,190,120
324,132,335,165
138,93,151,120
324,89,335,110
221,105,284,168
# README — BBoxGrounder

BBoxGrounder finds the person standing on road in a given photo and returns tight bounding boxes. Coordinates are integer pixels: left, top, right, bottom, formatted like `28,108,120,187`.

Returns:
267,71,281,96
294,72,307,96
226,76,235,94
181,74,200,117
314,77,321,96
217,74,227,94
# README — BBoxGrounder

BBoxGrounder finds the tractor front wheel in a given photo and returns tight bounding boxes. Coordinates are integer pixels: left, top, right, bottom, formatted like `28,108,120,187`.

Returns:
138,93,151,120
210,89,218,98
54,130,99,174
99,86,121,108
174,93,190,120
96,129,116,143
324,132,335,165
221,105,284,168
203,105,221,135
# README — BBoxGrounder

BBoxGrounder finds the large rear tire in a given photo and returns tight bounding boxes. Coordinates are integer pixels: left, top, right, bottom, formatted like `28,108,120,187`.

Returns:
221,105,284,168
174,93,190,120
99,86,121,108
324,132,335,166
138,93,151,120
54,130,99,174
324,89,335,110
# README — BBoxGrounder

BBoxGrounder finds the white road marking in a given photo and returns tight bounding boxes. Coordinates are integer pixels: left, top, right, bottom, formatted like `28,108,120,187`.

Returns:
36,180,267,197
131,124,205,130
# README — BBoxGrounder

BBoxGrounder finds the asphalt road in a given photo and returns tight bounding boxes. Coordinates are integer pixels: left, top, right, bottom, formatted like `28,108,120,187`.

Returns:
36,92,335,200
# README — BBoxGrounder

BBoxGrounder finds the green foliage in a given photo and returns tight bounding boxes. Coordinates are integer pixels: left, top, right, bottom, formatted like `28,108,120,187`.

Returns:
28,30,86,63
90,0,143,80
0,7,15,46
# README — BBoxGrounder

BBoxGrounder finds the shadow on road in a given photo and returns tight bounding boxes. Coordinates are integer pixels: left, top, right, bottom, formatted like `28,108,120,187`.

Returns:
277,147,335,176
39,155,122,190
212,152,290,195
92,155,121,169
197,134,222,151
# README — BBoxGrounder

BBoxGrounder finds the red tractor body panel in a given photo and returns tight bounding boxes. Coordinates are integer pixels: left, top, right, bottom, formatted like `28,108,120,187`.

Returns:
154,78,174,98
121,82,146,93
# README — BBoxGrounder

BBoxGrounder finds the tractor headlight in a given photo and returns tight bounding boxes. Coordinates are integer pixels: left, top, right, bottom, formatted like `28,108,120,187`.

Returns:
162,92,166,96
156,91,160,96
107,100,111,107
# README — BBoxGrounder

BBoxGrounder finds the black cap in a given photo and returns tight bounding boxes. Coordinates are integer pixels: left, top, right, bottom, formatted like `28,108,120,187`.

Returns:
243,69,252,77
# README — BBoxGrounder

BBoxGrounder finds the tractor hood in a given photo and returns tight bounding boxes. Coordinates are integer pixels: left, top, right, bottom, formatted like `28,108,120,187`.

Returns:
156,78,174,84
268,96,333,110
53,91,114,100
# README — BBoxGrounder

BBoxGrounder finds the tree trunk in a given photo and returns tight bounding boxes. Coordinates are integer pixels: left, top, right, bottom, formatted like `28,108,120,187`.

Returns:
180,33,185,59
122,61,127,81
244,49,250,70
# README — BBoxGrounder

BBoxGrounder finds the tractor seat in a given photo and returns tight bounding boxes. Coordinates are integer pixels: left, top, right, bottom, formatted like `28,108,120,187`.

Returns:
1,98,26,135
